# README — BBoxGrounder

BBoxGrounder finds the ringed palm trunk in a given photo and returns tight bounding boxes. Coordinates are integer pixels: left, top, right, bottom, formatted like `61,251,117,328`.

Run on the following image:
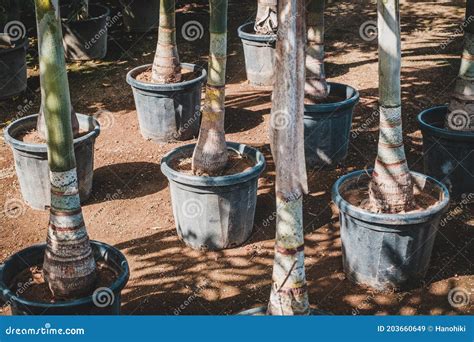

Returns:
35,0,96,298
267,0,309,315
192,0,228,176
446,0,474,132
254,0,278,35
151,0,181,84
368,0,415,213
305,0,328,103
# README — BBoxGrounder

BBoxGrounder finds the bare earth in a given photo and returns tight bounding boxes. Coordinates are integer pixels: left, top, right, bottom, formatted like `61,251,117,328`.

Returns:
0,0,472,315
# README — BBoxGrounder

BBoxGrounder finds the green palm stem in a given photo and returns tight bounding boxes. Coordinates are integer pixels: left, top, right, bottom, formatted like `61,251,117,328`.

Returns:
35,0,96,298
446,0,474,132
151,0,181,83
255,0,277,34
267,0,310,315
368,0,414,213
305,0,328,103
192,0,228,176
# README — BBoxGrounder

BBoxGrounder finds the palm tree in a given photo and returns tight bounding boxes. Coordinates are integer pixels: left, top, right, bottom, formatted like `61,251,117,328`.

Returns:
267,0,309,315
254,0,277,35
368,0,415,213
446,0,474,132
192,0,228,176
151,0,182,83
35,0,96,298
305,0,328,103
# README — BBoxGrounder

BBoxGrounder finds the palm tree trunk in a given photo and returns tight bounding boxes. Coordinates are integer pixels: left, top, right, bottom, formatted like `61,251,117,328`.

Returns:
446,0,474,132
254,0,278,35
151,0,181,83
35,0,96,299
192,0,228,176
267,0,309,315
368,0,414,213
305,0,328,103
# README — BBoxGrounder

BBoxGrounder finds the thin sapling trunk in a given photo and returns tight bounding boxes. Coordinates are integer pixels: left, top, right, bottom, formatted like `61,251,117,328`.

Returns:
267,0,310,315
151,0,182,83
446,0,474,132
192,0,228,176
35,0,96,299
305,0,328,103
368,0,415,213
255,0,278,35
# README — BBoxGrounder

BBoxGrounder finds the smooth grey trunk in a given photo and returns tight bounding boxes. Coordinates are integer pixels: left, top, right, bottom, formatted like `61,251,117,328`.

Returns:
446,0,474,131
305,0,328,103
368,0,414,213
254,0,278,34
267,0,309,315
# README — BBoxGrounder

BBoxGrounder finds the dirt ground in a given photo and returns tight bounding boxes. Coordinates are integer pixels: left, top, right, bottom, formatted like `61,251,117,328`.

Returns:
0,0,472,315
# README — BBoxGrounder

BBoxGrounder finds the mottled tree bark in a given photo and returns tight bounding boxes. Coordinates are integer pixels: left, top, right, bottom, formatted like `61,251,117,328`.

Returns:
446,0,474,132
192,0,228,176
305,0,328,103
35,0,96,299
151,0,181,83
255,0,278,35
267,0,309,315
368,0,415,213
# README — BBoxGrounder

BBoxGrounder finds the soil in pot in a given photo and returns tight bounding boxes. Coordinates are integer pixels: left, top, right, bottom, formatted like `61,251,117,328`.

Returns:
16,128,89,144
304,94,346,105
170,150,254,176
136,67,199,84
11,262,117,303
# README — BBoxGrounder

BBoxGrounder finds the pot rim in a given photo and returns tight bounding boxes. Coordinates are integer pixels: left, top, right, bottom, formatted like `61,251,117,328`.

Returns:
0,36,28,55
60,3,111,23
0,240,129,309
237,22,277,42
4,113,100,153
126,63,207,92
331,169,450,226
417,105,474,142
304,82,360,114
160,142,266,187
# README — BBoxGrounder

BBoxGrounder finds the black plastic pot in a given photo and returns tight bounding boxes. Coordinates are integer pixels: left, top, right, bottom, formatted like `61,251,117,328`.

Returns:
0,240,129,315
120,0,159,32
4,114,100,210
304,83,359,168
161,142,266,250
332,170,450,290
0,37,28,100
237,22,276,86
417,105,474,199
60,4,110,61
126,63,206,143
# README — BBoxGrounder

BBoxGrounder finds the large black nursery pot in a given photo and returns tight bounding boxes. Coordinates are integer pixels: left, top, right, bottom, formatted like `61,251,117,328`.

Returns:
0,37,28,99
120,0,159,32
4,113,100,210
60,4,110,61
0,241,129,315
161,142,266,250
126,63,206,143
237,22,276,86
304,82,359,168
417,105,474,199
332,170,450,291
